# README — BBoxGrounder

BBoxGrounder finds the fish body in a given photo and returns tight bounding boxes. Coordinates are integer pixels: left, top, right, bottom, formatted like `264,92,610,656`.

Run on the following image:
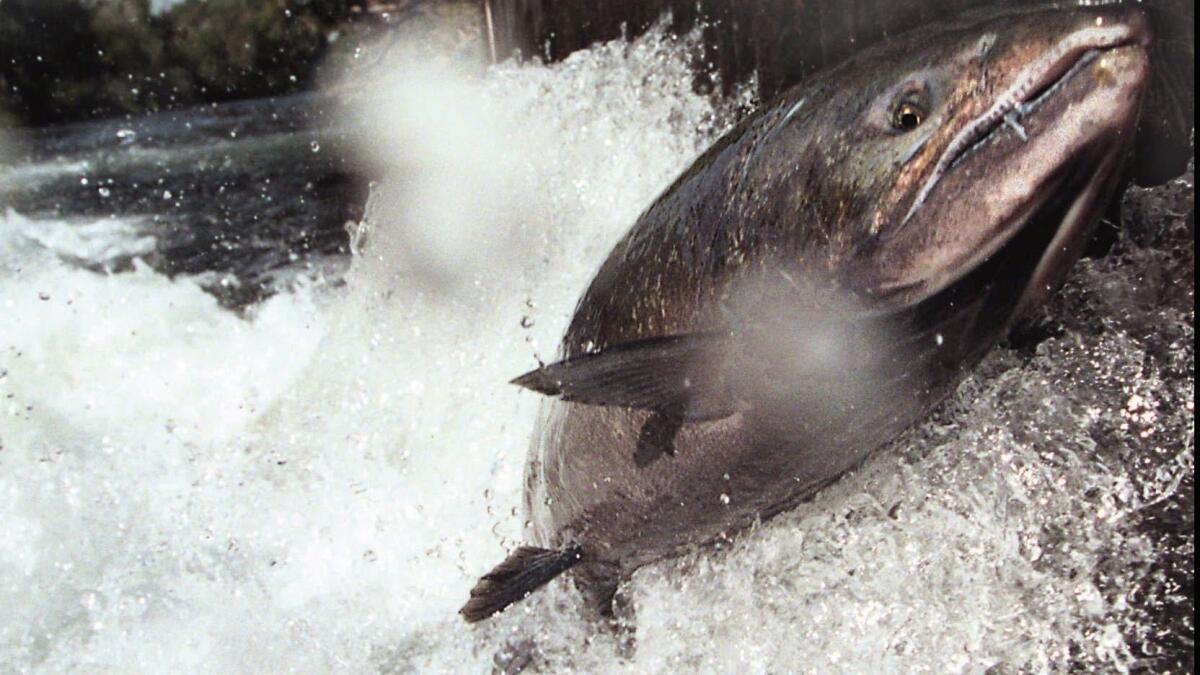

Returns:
463,4,1151,622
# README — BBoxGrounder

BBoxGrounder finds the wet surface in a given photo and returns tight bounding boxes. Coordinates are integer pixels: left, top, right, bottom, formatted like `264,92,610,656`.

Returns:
1,94,368,309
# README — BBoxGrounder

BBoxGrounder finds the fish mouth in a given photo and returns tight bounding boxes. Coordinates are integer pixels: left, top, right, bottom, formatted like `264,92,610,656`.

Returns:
867,10,1151,319
903,11,1151,228
899,143,1113,367
938,49,1106,180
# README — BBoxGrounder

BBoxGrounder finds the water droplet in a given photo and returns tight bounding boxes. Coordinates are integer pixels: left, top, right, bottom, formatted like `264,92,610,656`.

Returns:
38,292,50,301
719,493,731,505
310,141,320,153
520,316,535,328
97,187,111,198
162,190,173,200
362,550,377,563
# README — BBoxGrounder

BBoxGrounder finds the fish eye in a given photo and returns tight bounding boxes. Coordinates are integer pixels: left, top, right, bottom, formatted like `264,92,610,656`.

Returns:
891,93,928,132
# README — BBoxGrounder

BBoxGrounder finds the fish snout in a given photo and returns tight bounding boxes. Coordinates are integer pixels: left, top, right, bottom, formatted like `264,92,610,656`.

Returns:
1087,4,1152,48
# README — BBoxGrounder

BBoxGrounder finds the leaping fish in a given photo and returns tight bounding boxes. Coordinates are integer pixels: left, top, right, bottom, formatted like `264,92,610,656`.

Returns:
462,4,1152,623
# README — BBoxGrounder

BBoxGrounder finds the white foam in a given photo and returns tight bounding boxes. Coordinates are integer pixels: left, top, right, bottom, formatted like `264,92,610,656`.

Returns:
1,209,156,268
0,24,1191,674
0,159,92,188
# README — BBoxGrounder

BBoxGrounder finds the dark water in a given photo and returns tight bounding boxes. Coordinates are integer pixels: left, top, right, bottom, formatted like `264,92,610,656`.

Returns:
0,94,369,308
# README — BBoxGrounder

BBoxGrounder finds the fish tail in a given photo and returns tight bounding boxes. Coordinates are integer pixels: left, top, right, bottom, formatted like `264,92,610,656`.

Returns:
460,545,585,623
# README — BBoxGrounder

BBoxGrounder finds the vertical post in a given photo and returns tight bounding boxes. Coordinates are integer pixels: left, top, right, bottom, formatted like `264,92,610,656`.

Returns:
482,0,498,64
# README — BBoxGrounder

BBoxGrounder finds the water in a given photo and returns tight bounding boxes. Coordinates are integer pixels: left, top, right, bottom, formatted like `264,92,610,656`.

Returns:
0,27,1193,673
1,94,365,309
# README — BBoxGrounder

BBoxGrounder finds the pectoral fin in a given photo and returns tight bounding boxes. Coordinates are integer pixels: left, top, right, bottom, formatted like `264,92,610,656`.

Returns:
510,333,738,421
633,409,685,467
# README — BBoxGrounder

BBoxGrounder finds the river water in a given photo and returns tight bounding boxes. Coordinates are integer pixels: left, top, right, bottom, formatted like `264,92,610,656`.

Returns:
0,93,365,309
0,27,1193,673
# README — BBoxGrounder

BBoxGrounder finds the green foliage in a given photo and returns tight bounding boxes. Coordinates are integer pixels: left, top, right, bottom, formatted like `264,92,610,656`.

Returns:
0,0,360,125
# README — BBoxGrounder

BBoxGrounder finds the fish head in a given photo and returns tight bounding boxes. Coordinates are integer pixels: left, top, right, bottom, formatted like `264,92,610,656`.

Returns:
803,4,1153,322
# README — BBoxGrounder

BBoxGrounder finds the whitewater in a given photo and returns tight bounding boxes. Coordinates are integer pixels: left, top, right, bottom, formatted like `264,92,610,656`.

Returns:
0,28,1192,673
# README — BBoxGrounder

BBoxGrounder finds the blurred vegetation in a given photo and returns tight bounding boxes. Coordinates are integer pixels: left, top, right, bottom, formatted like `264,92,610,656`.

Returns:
0,0,370,126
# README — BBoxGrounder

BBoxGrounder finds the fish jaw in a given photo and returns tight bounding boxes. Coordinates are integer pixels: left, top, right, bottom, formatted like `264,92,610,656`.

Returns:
856,6,1151,319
